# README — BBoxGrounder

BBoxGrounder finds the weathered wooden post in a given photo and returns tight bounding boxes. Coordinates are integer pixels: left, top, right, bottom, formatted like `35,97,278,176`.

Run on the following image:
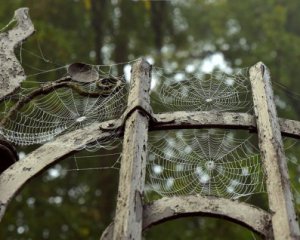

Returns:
112,59,152,240
249,62,300,240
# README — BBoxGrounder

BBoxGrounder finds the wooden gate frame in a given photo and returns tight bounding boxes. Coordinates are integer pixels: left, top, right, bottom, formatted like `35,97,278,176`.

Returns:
1,8,300,240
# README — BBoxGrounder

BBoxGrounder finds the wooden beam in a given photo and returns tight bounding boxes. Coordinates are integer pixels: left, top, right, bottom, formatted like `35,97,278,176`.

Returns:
0,8,34,101
153,111,255,131
100,196,273,239
152,111,300,139
154,112,300,139
249,62,300,239
112,59,152,240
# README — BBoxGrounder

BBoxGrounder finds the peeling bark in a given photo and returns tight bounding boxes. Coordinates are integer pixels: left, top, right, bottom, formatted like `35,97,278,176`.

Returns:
0,8,34,101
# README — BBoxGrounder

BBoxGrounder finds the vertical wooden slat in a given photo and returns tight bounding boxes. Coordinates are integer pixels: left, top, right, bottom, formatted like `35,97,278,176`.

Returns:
112,59,151,240
249,62,300,240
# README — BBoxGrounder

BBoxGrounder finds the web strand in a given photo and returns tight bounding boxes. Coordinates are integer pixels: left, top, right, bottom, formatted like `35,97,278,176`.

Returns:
151,67,252,113
146,129,265,199
0,63,131,146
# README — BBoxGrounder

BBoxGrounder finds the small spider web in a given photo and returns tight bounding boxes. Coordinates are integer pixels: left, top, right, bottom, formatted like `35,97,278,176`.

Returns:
0,61,134,146
65,140,123,172
146,129,265,199
151,67,252,113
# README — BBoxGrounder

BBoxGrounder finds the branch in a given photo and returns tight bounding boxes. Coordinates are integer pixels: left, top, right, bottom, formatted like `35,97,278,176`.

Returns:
0,8,35,101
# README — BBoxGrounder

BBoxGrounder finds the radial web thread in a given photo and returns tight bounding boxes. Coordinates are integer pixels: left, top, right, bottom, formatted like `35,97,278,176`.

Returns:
0,54,266,200
0,62,131,147
151,67,252,113
146,129,265,199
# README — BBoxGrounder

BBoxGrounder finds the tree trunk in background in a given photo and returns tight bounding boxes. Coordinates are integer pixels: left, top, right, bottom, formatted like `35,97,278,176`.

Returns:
150,1,173,66
91,0,109,65
113,0,130,74
150,2,166,54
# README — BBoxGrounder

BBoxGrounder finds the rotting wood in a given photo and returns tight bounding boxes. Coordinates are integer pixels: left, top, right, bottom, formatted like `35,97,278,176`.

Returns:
0,119,119,221
112,58,152,240
0,8,35,101
249,62,300,240
153,111,300,139
153,111,255,131
143,196,272,237
100,195,273,239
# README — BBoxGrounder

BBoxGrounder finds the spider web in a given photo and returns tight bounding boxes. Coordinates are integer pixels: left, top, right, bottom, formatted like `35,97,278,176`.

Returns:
0,61,132,146
64,140,123,172
151,67,252,113
146,129,264,199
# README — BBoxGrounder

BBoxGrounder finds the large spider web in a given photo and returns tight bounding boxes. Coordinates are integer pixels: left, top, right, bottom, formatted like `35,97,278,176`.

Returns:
146,129,264,199
151,67,252,113
0,62,131,146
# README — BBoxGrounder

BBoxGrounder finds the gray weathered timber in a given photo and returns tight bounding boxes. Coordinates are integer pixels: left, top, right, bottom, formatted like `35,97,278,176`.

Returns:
101,195,273,239
0,119,118,221
249,62,300,240
278,118,300,139
153,111,300,139
153,111,255,131
124,59,152,117
0,8,34,101
112,59,152,240
143,196,272,237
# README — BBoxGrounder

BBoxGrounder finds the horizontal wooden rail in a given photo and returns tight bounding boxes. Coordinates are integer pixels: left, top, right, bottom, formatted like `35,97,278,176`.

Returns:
100,195,272,239
153,111,300,139
1,111,300,222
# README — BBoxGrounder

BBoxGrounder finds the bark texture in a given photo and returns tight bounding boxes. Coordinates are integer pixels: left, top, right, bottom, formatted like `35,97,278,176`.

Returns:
101,195,273,239
249,62,300,240
112,59,152,240
0,8,34,101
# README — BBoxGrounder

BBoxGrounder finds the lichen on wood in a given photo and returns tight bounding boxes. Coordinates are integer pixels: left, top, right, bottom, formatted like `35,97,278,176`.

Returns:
0,8,35,101
101,195,273,239
249,62,300,240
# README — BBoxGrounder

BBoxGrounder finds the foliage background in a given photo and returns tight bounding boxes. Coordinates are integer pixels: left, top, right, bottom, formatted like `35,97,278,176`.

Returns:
1,0,300,239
